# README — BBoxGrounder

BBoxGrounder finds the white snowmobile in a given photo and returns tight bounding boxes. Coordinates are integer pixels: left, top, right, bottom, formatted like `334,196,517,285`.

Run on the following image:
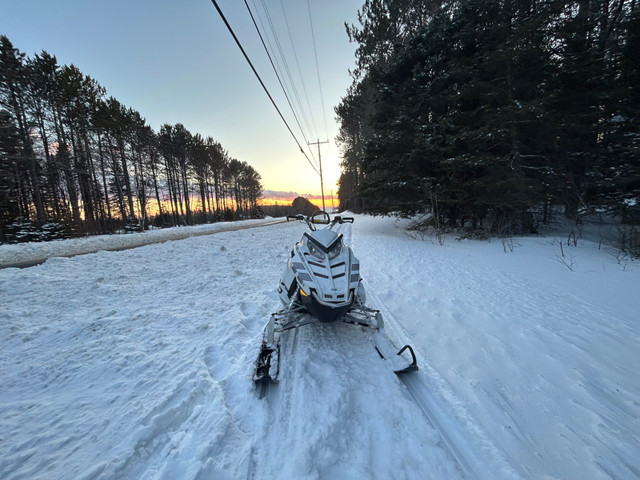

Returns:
253,211,417,394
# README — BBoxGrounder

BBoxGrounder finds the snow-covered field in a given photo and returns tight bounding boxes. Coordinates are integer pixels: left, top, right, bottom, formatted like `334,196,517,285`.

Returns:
1,215,638,479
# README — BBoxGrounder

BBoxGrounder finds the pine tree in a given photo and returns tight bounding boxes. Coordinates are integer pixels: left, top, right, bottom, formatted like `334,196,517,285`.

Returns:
0,109,23,240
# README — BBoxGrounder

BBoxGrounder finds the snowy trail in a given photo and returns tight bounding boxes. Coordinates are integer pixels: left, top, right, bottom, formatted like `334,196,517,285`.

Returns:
247,221,467,478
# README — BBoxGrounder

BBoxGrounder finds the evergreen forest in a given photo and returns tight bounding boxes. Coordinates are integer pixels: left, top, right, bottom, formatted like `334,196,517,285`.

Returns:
335,0,639,240
0,35,263,243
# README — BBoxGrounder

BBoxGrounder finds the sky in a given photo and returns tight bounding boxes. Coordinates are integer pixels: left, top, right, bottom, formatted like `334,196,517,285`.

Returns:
1,0,364,206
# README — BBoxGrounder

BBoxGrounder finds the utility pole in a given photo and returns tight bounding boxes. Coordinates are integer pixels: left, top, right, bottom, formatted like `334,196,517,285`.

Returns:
308,139,329,210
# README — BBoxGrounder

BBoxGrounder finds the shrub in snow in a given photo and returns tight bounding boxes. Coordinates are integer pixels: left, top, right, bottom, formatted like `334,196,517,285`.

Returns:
1,218,71,244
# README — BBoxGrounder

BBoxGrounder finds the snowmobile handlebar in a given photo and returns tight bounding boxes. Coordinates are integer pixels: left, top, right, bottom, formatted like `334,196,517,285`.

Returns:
286,211,354,231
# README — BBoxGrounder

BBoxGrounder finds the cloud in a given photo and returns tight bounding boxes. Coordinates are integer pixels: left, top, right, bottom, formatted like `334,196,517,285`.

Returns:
298,193,324,201
261,190,326,199
261,190,299,200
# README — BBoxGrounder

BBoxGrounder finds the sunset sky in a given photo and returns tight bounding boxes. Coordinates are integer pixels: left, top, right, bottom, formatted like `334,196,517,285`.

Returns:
2,0,364,205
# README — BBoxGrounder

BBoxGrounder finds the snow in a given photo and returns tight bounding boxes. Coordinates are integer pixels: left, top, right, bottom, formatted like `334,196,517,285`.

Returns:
1,215,638,479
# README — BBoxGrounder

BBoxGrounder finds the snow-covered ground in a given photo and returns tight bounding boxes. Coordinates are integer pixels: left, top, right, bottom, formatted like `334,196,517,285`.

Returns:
1,215,638,479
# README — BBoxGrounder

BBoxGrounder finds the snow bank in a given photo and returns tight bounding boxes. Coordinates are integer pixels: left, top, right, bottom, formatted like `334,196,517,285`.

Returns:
0,218,281,267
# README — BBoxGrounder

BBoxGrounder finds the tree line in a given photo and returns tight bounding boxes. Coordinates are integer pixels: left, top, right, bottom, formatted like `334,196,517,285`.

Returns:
336,0,639,236
0,35,263,243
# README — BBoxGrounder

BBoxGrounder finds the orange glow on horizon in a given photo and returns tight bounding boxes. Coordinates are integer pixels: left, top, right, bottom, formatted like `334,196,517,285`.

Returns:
259,196,336,207
259,196,297,206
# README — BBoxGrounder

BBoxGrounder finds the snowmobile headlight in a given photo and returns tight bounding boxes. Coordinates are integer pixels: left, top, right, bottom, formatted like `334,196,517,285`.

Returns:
327,243,342,261
308,242,324,260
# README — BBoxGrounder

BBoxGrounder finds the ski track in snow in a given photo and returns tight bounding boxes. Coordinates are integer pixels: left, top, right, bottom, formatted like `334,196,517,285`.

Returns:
1,215,639,479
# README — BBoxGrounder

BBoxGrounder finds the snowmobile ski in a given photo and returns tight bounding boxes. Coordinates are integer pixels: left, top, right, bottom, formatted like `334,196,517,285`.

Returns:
253,314,280,398
369,310,418,374
373,333,418,374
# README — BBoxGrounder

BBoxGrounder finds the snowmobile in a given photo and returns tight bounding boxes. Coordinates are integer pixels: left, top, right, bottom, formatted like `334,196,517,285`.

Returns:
253,211,417,394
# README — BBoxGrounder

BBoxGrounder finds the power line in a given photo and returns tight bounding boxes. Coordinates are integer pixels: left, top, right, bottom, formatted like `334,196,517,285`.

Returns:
259,0,308,135
306,0,329,140
256,0,319,167
279,0,319,140
209,0,319,176
244,0,320,171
